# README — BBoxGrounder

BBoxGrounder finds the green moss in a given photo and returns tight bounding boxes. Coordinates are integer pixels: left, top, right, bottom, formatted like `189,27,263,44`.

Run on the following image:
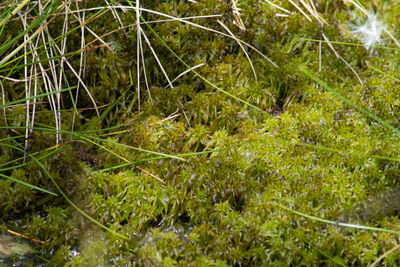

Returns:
3,0,400,265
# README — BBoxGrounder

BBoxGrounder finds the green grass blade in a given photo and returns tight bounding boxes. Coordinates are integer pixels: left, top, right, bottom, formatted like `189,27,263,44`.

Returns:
295,142,400,162
0,146,59,172
5,139,129,240
0,0,16,35
0,124,186,163
83,87,130,132
299,66,400,136
304,38,400,52
368,65,400,81
100,145,238,172
25,150,129,240
0,173,57,196
0,143,58,196
0,87,75,108
0,0,62,67
275,202,400,235
84,135,186,161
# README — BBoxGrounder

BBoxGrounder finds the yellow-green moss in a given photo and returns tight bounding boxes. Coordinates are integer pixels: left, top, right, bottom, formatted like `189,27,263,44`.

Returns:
2,0,400,265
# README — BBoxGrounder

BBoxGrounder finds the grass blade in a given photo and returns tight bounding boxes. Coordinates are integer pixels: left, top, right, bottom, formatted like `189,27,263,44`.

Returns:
299,66,400,136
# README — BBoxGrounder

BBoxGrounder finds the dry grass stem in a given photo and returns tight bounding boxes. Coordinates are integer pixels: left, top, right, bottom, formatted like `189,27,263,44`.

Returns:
164,63,205,90
288,0,312,22
148,113,181,127
264,0,291,14
136,0,141,111
322,33,363,85
368,243,400,267
217,20,257,81
140,27,174,89
231,0,245,31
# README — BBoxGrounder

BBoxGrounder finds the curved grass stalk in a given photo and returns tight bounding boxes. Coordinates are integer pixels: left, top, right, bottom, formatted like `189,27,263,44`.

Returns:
142,16,263,111
24,148,129,240
139,26,173,89
275,201,400,235
79,135,128,163
296,142,400,162
303,38,400,52
217,19,257,81
322,33,363,85
0,143,57,196
0,87,73,109
299,66,400,136
243,135,400,163
82,134,185,162
164,64,205,90
0,123,186,161
0,149,57,171
100,144,239,172
82,135,164,183
87,4,277,68
0,173,56,196
368,65,400,82
369,243,400,267
4,139,129,240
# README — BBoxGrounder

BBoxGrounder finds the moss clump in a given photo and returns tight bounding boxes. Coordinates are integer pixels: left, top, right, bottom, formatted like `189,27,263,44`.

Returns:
2,0,400,265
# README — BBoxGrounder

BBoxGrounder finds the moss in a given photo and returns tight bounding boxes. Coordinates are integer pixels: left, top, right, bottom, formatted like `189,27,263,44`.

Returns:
3,0,400,265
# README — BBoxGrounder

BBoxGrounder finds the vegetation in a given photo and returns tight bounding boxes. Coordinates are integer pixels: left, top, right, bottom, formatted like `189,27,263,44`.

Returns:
1,0,400,265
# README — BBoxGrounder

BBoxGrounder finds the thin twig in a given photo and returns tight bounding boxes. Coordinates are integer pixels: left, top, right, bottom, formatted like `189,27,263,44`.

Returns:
217,19,257,81
322,33,363,85
148,113,181,127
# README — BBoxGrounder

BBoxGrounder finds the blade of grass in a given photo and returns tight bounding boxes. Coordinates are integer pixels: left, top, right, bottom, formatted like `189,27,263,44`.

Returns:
0,145,59,171
0,173,57,196
299,66,400,136
7,139,129,240
369,243,400,267
322,33,363,85
0,142,57,196
275,201,400,235
368,64,400,82
295,142,400,162
0,87,74,109
83,86,130,132
304,38,400,52
2,124,186,162
24,149,129,240
100,144,239,172
83,134,185,161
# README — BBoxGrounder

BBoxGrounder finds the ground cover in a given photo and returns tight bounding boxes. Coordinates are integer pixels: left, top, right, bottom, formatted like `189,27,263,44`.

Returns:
1,0,400,266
